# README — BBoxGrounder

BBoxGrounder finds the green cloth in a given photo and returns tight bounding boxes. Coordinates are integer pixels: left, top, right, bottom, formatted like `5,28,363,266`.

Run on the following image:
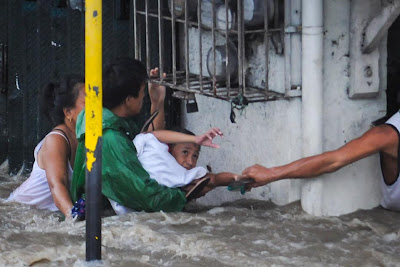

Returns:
70,108,186,212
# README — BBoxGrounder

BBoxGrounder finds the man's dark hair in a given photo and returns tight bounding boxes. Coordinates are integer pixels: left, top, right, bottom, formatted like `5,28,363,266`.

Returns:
103,57,148,109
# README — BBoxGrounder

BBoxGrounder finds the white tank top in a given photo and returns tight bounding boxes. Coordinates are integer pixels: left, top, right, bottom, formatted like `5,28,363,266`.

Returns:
7,131,73,211
381,112,400,211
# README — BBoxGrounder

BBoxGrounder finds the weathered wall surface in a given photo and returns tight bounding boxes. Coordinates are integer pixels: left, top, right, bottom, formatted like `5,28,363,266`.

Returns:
301,0,386,216
182,0,387,216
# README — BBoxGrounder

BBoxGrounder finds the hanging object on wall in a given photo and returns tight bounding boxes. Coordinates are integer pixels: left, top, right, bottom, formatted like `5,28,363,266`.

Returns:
243,0,275,28
229,94,248,123
216,4,236,30
168,0,197,19
206,41,238,82
201,0,235,31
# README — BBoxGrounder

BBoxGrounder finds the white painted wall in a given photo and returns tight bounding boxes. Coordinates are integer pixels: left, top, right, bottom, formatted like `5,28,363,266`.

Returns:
181,0,387,216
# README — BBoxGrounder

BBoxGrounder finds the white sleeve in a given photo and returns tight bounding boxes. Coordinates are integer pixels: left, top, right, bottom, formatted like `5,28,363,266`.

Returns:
132,133,150,156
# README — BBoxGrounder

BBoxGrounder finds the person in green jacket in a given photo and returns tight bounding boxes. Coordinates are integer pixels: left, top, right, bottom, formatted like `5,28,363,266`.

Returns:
70,58,187,213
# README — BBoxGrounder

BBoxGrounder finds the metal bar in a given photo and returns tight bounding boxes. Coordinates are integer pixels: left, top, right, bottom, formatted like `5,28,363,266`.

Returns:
184,0,189,89
145,0,150,72
158,0,164,77
135,10,282,32
212,0,216,96
128,0,134,57
284,0,291,95
237,0,244,93
171,0,177,85
198,0,203,93
1,44,7,94
85,0,102,261
133,0,139,59
225,1,230,99
264,0,270,91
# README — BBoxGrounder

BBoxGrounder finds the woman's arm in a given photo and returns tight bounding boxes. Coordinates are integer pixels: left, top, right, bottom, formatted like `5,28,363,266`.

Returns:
148,68,166,131
38,134,74,218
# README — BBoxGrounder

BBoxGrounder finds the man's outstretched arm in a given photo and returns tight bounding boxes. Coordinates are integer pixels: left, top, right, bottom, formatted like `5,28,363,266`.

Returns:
241,125,398,188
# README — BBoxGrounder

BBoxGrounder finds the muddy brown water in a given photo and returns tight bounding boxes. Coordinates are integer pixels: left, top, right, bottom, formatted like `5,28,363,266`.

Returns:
0,173,399,266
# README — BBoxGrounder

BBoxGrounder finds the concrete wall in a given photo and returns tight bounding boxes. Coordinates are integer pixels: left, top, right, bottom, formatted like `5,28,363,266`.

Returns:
181,0,387,216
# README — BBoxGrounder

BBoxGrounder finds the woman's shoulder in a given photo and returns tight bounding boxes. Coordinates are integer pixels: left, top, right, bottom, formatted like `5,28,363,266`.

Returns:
41,129,71,153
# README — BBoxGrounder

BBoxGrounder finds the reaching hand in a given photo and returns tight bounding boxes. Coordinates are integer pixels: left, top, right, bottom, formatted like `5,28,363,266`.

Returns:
239,164,275,188
148,68,167,106
195,127,223,148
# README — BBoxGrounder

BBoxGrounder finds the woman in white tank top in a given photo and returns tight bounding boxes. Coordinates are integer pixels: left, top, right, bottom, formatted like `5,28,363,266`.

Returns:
8,75,85,218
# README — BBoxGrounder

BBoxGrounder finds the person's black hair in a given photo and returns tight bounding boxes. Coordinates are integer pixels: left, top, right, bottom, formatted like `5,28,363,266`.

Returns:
103,57,148,109
40,74,85,127
169,126,195,136
168,126,200,150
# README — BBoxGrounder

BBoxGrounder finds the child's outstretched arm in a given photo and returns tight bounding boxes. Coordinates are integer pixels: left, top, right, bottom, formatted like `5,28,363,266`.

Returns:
207,172,238,187
152,128,223,148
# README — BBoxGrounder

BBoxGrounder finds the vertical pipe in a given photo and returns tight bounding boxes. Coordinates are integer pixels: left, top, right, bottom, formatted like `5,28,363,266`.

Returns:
212,0,216,96
133,0,139,60
264,0,269,92
158,0,164,77
301,0,323,215
171,0,177,85
237,0,244,94
198,0,203,92
145,0,150,73
185,0,190,89
301,0,323,156
225,1,230,98
85,0,102,261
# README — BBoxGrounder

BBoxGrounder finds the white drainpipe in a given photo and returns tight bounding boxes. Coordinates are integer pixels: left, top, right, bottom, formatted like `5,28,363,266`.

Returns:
301,0,324,215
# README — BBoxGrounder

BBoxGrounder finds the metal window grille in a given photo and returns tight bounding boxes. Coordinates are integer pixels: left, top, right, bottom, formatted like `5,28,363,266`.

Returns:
133,0,288,103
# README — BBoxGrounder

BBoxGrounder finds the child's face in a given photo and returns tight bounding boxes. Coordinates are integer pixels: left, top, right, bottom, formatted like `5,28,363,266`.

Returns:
170,143,200,170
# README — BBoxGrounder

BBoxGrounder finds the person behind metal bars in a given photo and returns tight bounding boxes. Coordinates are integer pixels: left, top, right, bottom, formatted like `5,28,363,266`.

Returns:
71,58,189,213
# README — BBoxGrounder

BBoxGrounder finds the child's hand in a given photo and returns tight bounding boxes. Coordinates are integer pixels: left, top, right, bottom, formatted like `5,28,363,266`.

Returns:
148,68,167,106
195,127,223,148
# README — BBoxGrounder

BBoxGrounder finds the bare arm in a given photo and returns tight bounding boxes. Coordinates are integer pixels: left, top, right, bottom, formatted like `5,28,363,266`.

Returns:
208,172,238,187
242,125,398,188
38,135,74,218
148,68,166,131
152,127,223,148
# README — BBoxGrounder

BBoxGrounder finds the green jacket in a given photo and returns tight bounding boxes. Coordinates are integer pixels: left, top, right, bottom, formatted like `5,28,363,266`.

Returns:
70,108,186,212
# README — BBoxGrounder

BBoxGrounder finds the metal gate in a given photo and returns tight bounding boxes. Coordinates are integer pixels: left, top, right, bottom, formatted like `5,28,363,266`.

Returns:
0,0,171,174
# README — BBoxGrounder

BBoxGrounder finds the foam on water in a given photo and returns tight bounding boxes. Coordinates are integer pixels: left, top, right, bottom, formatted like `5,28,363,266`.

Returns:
1,173,400,266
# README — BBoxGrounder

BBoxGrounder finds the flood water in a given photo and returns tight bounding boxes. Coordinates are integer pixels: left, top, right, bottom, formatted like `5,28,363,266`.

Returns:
1,170,400,266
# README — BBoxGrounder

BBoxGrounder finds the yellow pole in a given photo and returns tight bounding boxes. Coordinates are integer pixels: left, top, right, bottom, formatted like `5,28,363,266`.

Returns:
85,0,102,261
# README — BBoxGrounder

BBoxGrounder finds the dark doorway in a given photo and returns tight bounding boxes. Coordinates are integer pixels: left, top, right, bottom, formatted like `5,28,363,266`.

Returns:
387,16,400,117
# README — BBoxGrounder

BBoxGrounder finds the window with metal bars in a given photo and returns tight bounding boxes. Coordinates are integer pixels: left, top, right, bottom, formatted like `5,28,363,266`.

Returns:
133,0,293,105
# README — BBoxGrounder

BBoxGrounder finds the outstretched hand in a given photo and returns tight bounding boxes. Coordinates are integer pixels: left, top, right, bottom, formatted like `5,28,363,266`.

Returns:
195,127,223,148
148,68,167,106
238,164,275,189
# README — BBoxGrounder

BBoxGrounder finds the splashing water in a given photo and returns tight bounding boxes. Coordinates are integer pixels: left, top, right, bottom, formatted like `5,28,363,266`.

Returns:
0,173,399,266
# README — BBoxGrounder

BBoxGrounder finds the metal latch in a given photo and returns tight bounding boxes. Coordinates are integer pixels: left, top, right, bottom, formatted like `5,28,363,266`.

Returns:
172,91,199,113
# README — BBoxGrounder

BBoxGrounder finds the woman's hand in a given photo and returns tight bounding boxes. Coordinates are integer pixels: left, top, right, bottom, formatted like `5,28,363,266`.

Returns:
148,68,166,106
195,127,223,148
